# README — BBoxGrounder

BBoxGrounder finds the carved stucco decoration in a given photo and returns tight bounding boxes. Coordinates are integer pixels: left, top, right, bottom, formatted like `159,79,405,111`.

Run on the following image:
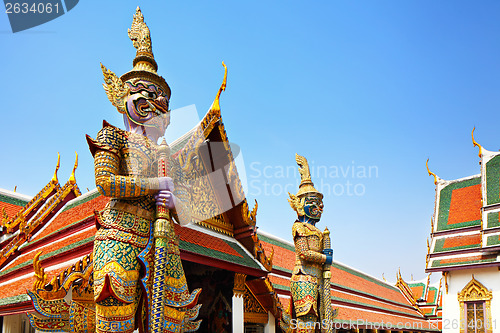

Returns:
457,276,493,333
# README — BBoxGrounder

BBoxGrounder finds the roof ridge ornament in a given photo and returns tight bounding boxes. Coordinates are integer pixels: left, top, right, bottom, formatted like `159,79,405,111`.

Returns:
472,127,483,158
69,152,78,184
210,61,227,113
51,152,60,184
426,159,439,185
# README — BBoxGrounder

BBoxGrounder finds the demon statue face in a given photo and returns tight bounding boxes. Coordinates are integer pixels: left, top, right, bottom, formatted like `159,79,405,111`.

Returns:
303,194,324,221
288,154,324,224
123,79,170,141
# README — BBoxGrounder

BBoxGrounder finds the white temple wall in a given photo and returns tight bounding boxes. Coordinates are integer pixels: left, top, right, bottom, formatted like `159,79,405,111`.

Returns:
443,267,500,333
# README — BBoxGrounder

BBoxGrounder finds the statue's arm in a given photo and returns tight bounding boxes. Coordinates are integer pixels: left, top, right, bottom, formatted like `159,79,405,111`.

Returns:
87,127,162,198
295,234,326,264
93,149,162,197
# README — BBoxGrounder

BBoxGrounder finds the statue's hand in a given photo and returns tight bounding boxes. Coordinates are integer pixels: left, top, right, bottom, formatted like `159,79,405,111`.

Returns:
323,248,333,265
158,177,175,192
155,190,176,209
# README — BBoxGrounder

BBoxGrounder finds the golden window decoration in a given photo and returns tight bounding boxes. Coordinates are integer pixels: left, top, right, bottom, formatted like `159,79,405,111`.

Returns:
457,276,493,333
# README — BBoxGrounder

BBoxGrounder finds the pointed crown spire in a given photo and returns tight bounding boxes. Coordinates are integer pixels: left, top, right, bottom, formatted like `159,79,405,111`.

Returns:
120,7,171,99
294,154,323,199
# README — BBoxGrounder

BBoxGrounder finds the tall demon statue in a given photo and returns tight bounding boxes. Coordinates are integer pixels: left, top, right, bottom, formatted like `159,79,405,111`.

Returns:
86,7,201,333
288,154,334,332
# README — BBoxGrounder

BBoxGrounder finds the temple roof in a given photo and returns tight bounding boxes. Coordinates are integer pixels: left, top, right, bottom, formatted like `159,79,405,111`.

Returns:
426,143,500,271
0,189,30,219
0,187,269,314
258,231,439,331
405,275,442,323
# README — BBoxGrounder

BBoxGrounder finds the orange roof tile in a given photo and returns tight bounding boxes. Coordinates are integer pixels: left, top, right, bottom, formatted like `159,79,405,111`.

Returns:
0,202,24,220
175,224,242,258
410,285,425,300
442,233,481,250
447,184,481,225
2,227,96,272
30,194,108,243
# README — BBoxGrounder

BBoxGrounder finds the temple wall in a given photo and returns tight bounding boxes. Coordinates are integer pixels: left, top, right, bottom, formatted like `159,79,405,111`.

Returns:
443,267,500,333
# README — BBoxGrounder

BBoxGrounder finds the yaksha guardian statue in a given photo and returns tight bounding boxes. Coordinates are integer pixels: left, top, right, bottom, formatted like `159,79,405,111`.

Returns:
288,154,334,332
86,7,201,333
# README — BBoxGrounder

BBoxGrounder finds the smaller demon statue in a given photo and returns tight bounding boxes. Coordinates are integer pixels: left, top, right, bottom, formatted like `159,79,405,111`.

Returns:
288,154,334,332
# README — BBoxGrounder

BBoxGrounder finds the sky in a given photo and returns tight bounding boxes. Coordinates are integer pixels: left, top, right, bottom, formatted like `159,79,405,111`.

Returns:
2,1,500,284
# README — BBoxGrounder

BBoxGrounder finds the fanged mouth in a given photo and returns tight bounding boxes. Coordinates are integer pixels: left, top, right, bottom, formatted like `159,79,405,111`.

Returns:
134,99,163,117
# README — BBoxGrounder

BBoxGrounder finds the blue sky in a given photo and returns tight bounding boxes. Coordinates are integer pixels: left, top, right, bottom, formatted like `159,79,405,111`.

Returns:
2,1,500,283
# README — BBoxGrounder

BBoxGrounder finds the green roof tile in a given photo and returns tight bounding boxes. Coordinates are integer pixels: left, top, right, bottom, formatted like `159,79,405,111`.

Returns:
487,212,500,229
486,155,500,205
0,193,29,207
437,177,481,231
486,234,500,246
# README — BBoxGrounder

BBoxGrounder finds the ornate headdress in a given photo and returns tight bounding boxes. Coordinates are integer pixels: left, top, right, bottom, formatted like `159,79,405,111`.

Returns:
101,7,171,114
288,154,323,214
294,154,323,198
120,7,171,98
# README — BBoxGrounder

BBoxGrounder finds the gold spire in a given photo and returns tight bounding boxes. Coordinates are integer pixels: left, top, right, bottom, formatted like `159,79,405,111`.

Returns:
288,154,323,215
295,154,322,198
128,7,153,58
119,6,170,98
472,127,483,158
69,152,78,184
210,61,227,112
51,152,60,184
426,159,438,185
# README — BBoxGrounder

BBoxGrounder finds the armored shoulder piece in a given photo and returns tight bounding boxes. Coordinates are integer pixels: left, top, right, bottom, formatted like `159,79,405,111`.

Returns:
292,221,321,239
86,121,124,157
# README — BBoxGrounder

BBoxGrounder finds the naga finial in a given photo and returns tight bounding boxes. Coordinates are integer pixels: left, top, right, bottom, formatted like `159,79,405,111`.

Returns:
128,6,152,56
210,61,227,113
426,159,438,185
472,127,483,158
33,251,47,291
69,152,78,184
51,152,60,184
